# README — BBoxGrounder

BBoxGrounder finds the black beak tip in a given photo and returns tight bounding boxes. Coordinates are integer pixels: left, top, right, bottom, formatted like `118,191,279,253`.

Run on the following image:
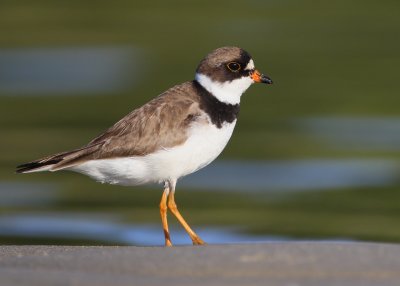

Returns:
261,75,273,84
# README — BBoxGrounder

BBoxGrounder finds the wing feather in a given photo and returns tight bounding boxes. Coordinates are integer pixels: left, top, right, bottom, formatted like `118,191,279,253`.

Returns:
51,82,202,170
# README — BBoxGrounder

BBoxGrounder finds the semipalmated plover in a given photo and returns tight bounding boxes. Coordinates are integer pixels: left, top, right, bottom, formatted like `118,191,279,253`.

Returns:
17,46,272,246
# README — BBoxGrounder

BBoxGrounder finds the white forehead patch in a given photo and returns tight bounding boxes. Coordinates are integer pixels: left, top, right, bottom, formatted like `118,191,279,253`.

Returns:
245,59,255,70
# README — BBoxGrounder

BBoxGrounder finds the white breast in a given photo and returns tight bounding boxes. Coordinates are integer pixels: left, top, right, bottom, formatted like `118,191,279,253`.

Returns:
69,120,237,186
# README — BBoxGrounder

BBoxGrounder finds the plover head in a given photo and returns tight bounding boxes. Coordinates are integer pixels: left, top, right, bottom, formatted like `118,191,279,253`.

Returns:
195,46,272,105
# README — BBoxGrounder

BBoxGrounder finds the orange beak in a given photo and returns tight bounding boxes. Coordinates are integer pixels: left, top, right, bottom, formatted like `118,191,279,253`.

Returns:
251,70,273,84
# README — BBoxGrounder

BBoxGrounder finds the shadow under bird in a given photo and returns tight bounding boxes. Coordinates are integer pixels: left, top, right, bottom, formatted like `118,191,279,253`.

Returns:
16,46,273,246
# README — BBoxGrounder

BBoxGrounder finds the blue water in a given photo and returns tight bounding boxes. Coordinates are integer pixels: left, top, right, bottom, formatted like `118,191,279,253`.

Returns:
180,159,398,192
0,46,139,95
298,117,400,151
0,214,288,245
1,158,395,244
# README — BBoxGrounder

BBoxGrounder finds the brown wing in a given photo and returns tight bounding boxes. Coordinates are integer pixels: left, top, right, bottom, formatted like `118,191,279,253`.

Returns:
50,82,202,170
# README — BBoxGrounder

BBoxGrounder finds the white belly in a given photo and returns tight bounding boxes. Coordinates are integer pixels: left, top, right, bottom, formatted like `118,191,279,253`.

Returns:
69,120,236,186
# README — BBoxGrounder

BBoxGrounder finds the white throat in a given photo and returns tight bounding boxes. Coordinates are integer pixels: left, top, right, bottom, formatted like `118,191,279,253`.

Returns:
195,73,253,105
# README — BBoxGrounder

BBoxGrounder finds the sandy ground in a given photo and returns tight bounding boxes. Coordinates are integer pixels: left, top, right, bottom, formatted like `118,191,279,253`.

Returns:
0,242,399,286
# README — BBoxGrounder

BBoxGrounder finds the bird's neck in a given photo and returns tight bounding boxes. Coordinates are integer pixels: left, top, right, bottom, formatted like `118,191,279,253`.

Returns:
194,73,252,105
192,80,240,129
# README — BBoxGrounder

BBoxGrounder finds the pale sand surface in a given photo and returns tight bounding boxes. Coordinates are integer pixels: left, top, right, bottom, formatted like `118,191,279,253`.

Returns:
0,242,399,286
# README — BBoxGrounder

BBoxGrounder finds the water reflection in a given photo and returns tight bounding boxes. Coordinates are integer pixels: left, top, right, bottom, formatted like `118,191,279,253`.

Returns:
0,214,287,245
181,159,398,192
0,47,139,95
1,158,398,244
299,117,400,151
0,182,58,206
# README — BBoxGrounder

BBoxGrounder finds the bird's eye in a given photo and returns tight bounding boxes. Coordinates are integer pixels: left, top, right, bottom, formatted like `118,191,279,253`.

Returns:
227,62,241,72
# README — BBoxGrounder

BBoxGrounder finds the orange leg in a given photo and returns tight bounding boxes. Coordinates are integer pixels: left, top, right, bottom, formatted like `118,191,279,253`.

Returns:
167,181,205,246
159,185,172,247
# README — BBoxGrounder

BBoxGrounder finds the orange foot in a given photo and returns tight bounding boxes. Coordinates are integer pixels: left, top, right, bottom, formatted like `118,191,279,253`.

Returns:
192,236,206,246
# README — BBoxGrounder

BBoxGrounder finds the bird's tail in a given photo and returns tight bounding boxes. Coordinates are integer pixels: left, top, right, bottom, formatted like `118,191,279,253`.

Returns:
16,158,63,174
16,144,101,174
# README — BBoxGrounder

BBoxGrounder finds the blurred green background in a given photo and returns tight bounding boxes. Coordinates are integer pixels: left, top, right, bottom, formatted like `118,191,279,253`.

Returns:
1,0,400,245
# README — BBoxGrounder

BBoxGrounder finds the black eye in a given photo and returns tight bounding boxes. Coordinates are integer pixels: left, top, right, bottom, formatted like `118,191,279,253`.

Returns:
227,62,241,72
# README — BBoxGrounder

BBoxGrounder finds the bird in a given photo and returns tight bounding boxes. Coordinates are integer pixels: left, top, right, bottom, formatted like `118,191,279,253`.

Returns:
16,46,273,246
